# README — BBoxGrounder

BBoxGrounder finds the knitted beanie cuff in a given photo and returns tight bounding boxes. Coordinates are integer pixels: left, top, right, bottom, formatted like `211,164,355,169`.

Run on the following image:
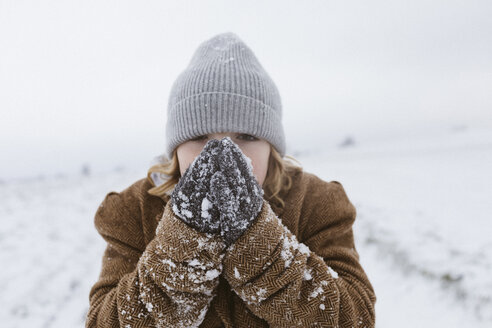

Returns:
166,91,286,158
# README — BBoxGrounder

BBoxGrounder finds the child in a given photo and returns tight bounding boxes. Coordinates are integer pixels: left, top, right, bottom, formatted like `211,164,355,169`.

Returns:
86,32,376,328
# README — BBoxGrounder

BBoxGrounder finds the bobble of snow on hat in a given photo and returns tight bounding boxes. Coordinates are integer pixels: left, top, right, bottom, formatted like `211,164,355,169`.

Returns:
165,32,286,159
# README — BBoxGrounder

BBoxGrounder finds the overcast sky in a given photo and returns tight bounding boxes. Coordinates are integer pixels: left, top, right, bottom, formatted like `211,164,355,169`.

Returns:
1,0,491,180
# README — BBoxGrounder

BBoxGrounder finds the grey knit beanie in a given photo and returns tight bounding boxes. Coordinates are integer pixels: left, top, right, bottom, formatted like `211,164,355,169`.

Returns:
165,32,286,159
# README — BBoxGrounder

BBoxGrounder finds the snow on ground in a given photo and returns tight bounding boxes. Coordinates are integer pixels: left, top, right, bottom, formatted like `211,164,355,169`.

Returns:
0,125,491,327
0,170,137,327
300,125,492,323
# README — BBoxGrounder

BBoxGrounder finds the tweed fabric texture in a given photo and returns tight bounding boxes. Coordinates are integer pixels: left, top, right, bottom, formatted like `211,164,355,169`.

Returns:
165,32,286,158
86,169,376,327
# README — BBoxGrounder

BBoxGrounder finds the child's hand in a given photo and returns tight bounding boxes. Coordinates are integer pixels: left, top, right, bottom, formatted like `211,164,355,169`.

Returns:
210,137,264,246
170,139,222,234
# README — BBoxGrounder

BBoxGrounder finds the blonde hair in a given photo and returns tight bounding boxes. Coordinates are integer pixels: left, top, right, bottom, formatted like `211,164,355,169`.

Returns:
147,145,302,211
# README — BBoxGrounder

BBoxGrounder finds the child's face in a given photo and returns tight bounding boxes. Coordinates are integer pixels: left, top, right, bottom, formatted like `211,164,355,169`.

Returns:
176,132,271,186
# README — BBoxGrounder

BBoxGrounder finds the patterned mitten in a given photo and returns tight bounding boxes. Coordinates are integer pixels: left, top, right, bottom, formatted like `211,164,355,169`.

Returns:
170,139,222,234
210,137,264,246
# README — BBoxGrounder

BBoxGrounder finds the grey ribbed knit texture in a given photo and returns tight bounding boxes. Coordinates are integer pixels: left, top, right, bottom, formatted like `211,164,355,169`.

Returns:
165,32,285,158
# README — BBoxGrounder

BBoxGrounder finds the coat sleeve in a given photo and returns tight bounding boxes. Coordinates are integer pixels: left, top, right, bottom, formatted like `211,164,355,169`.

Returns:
86,191,226,328
222,181,376,327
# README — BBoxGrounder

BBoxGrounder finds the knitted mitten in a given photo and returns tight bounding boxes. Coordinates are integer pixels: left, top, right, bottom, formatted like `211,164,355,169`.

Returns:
210,137,264,246
170,139,223,234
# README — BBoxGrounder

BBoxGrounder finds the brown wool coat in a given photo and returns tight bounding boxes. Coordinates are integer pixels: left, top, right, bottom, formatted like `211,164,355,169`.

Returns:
86,168,376,327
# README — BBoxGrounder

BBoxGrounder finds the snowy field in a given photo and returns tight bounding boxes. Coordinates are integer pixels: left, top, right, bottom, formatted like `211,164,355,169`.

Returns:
1,125,491,327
